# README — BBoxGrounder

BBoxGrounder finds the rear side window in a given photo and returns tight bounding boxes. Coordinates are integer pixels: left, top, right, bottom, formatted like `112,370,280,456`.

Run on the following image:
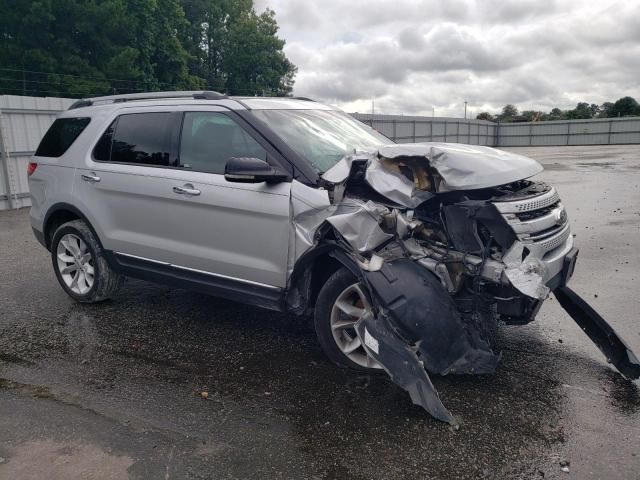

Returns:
35,117,91,157
93,113,173,166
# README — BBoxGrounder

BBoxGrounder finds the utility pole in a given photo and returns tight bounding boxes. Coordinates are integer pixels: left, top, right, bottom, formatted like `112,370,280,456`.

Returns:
464,101,468,119
432,106,435,118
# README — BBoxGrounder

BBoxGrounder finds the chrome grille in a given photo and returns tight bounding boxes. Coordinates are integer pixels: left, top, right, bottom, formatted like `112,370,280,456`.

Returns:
493,186,571,256
493,188,560,214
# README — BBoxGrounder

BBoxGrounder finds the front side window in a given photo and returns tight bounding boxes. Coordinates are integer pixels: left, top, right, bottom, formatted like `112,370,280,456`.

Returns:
179,112,267,174
93,113,173,166
35,117,91,157
250,109,393,173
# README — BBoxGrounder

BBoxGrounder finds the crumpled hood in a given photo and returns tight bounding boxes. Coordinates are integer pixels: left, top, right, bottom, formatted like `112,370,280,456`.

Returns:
323,142,544,191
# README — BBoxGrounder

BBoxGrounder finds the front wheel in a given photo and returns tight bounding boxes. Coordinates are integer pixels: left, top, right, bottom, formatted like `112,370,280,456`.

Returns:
50,220,123,303
314,268,382,372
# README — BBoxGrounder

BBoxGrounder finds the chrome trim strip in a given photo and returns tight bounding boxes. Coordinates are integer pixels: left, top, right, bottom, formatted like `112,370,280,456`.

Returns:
116,252,170,266
114,252,281,290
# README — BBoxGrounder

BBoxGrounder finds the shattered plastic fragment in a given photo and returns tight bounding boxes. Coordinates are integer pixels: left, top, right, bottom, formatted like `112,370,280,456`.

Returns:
503,241,550,300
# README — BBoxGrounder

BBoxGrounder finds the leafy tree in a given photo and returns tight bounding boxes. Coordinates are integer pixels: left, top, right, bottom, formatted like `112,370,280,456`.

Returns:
599,102,615,118
566,102,594,119
497,104,518,122
546,108,566,120
610,96,640,117
0,0,295,97
476,112,494,121
224,8,296,95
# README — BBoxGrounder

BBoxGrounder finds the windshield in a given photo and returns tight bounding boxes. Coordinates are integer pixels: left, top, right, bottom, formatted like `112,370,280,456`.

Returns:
251,109,394,172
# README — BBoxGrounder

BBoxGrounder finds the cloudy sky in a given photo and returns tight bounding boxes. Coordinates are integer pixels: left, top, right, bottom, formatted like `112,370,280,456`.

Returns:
254,0,640,117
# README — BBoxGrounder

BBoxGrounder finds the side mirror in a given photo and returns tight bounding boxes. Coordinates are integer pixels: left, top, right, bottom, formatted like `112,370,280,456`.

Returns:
224,157,289,183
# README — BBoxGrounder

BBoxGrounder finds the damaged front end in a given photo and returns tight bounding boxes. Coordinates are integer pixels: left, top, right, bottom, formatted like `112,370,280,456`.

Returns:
288,142,640,423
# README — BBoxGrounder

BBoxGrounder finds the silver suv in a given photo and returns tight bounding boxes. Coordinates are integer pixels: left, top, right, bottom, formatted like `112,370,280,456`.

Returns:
29,91,639,423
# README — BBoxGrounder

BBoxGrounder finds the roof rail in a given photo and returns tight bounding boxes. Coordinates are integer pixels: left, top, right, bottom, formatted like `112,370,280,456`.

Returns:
289,96,315,102
68,91,227,110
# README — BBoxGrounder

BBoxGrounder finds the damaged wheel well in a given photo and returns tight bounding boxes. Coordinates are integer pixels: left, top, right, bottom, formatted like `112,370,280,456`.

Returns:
308,255,344,308
286,246,349,315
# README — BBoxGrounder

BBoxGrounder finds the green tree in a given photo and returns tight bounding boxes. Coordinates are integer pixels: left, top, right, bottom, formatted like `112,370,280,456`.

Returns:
599,102,615,118
497,104,518,122
610,96,640,117
566,102,594,119
546,108,566,120
0,0,296,97
224,8,296,95
476,112,494,121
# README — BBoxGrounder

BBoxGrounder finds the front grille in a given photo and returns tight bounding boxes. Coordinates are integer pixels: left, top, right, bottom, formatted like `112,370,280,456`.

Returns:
516,201,560,221
493,186,571,256
536,224,571,252
493,188,560,214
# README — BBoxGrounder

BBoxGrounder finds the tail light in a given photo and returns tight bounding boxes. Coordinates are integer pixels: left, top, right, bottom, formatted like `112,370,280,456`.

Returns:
27,162,38,176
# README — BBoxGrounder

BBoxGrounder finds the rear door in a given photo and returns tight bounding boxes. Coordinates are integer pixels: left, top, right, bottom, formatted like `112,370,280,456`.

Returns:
74,108,185,266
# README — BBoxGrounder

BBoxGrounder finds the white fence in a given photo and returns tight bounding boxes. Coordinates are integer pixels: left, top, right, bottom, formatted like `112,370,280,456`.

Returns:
353,113,497,146
0,95,74,210
354,113,640,147
496,117,640,147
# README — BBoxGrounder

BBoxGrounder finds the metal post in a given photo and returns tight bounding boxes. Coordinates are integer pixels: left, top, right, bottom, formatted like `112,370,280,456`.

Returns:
608,120,613,144
456,121,460,143
529,122,533,146
444,121,448,142
412,120,416,143
0,110,16,210
429,120,433,141
566,122,571,145
393,119,397,142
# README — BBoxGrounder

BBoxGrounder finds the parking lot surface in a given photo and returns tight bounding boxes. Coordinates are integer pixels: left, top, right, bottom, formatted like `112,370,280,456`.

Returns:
1,145,639,479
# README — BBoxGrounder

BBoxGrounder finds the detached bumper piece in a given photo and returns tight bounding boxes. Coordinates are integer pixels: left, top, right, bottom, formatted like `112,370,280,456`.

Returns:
356,259,501,424
555,286,640,380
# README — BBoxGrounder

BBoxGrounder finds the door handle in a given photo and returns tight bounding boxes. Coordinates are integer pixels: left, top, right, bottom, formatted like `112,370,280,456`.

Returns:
81,173,101,183
173,185,201,196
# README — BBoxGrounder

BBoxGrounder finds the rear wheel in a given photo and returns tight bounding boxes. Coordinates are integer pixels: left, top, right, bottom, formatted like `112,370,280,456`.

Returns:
51,220,123,303
314,268,382,372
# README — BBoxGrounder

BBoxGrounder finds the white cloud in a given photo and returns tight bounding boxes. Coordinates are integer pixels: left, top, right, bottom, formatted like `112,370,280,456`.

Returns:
255,0,640,116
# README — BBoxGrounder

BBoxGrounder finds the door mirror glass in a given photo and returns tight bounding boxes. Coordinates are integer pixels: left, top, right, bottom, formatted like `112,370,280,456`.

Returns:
224,157,289,183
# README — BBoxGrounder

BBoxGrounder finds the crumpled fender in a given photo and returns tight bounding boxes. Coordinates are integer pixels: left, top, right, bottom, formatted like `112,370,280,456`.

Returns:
363,259,500,375
353,259,500,423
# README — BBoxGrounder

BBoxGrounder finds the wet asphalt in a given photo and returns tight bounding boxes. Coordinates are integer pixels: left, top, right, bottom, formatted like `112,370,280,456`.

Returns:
1,144,639,479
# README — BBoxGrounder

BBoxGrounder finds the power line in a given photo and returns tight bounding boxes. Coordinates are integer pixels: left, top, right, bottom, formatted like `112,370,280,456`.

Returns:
0,67,285,96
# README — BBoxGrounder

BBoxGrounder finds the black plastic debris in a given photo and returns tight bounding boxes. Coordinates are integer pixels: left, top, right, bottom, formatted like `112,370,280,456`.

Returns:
555,286,640,380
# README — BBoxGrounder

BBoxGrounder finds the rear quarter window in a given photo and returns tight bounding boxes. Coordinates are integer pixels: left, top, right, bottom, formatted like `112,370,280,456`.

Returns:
35,117,91,157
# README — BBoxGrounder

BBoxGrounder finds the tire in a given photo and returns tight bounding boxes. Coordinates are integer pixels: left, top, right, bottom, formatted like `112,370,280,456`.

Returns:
50,220,123,303
314,267,382,372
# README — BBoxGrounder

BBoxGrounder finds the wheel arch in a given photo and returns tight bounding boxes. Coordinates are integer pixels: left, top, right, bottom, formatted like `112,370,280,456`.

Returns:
285,243,364,315
43,203,103,251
